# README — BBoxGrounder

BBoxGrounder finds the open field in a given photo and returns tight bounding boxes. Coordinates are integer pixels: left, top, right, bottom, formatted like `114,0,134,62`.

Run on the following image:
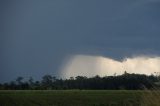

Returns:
0,90,159,106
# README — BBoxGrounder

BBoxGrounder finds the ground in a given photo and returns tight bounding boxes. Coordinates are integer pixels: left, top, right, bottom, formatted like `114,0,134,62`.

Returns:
0,90,156,106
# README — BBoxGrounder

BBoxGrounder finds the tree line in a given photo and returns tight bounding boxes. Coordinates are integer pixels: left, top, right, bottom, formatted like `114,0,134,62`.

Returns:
0,71,160,90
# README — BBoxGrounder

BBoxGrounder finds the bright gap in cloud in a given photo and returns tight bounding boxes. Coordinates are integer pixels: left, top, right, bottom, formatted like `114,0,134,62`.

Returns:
60,55,160,78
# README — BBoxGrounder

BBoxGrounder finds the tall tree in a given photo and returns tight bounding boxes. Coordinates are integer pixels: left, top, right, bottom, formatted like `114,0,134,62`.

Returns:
41,75,53,89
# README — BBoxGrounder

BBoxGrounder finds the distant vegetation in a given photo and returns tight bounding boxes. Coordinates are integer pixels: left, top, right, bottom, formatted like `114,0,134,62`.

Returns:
0,71,160,90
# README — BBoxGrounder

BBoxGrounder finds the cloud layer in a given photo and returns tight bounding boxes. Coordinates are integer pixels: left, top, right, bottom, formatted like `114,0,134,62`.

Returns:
60,55,160,78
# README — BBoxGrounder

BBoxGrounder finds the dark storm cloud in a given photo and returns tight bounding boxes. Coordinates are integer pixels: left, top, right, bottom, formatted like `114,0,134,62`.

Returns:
1,0,160,82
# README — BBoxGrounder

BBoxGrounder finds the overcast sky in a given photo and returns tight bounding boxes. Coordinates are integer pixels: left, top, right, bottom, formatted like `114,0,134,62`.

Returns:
1,0,160,82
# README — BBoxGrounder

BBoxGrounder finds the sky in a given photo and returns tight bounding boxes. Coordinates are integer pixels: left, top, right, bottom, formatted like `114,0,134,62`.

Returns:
1,0,160,82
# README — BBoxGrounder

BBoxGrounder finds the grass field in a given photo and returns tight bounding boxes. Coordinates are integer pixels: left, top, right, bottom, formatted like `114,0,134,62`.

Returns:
0,90,159,106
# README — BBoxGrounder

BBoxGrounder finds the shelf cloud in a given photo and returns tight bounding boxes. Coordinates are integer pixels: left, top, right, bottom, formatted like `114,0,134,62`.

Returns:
61,55,160,78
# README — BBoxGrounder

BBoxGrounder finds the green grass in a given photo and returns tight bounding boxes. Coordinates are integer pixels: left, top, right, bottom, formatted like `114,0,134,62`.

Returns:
0,90,158,106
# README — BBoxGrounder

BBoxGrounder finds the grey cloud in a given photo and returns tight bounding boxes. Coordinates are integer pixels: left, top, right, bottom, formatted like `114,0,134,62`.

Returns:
0,0,160,82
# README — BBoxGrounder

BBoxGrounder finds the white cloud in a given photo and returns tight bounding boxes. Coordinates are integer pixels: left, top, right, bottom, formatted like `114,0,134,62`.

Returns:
60,55,160,78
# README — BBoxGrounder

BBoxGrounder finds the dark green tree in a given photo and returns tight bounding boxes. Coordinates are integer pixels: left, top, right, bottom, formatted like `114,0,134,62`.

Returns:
41,75,53,89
